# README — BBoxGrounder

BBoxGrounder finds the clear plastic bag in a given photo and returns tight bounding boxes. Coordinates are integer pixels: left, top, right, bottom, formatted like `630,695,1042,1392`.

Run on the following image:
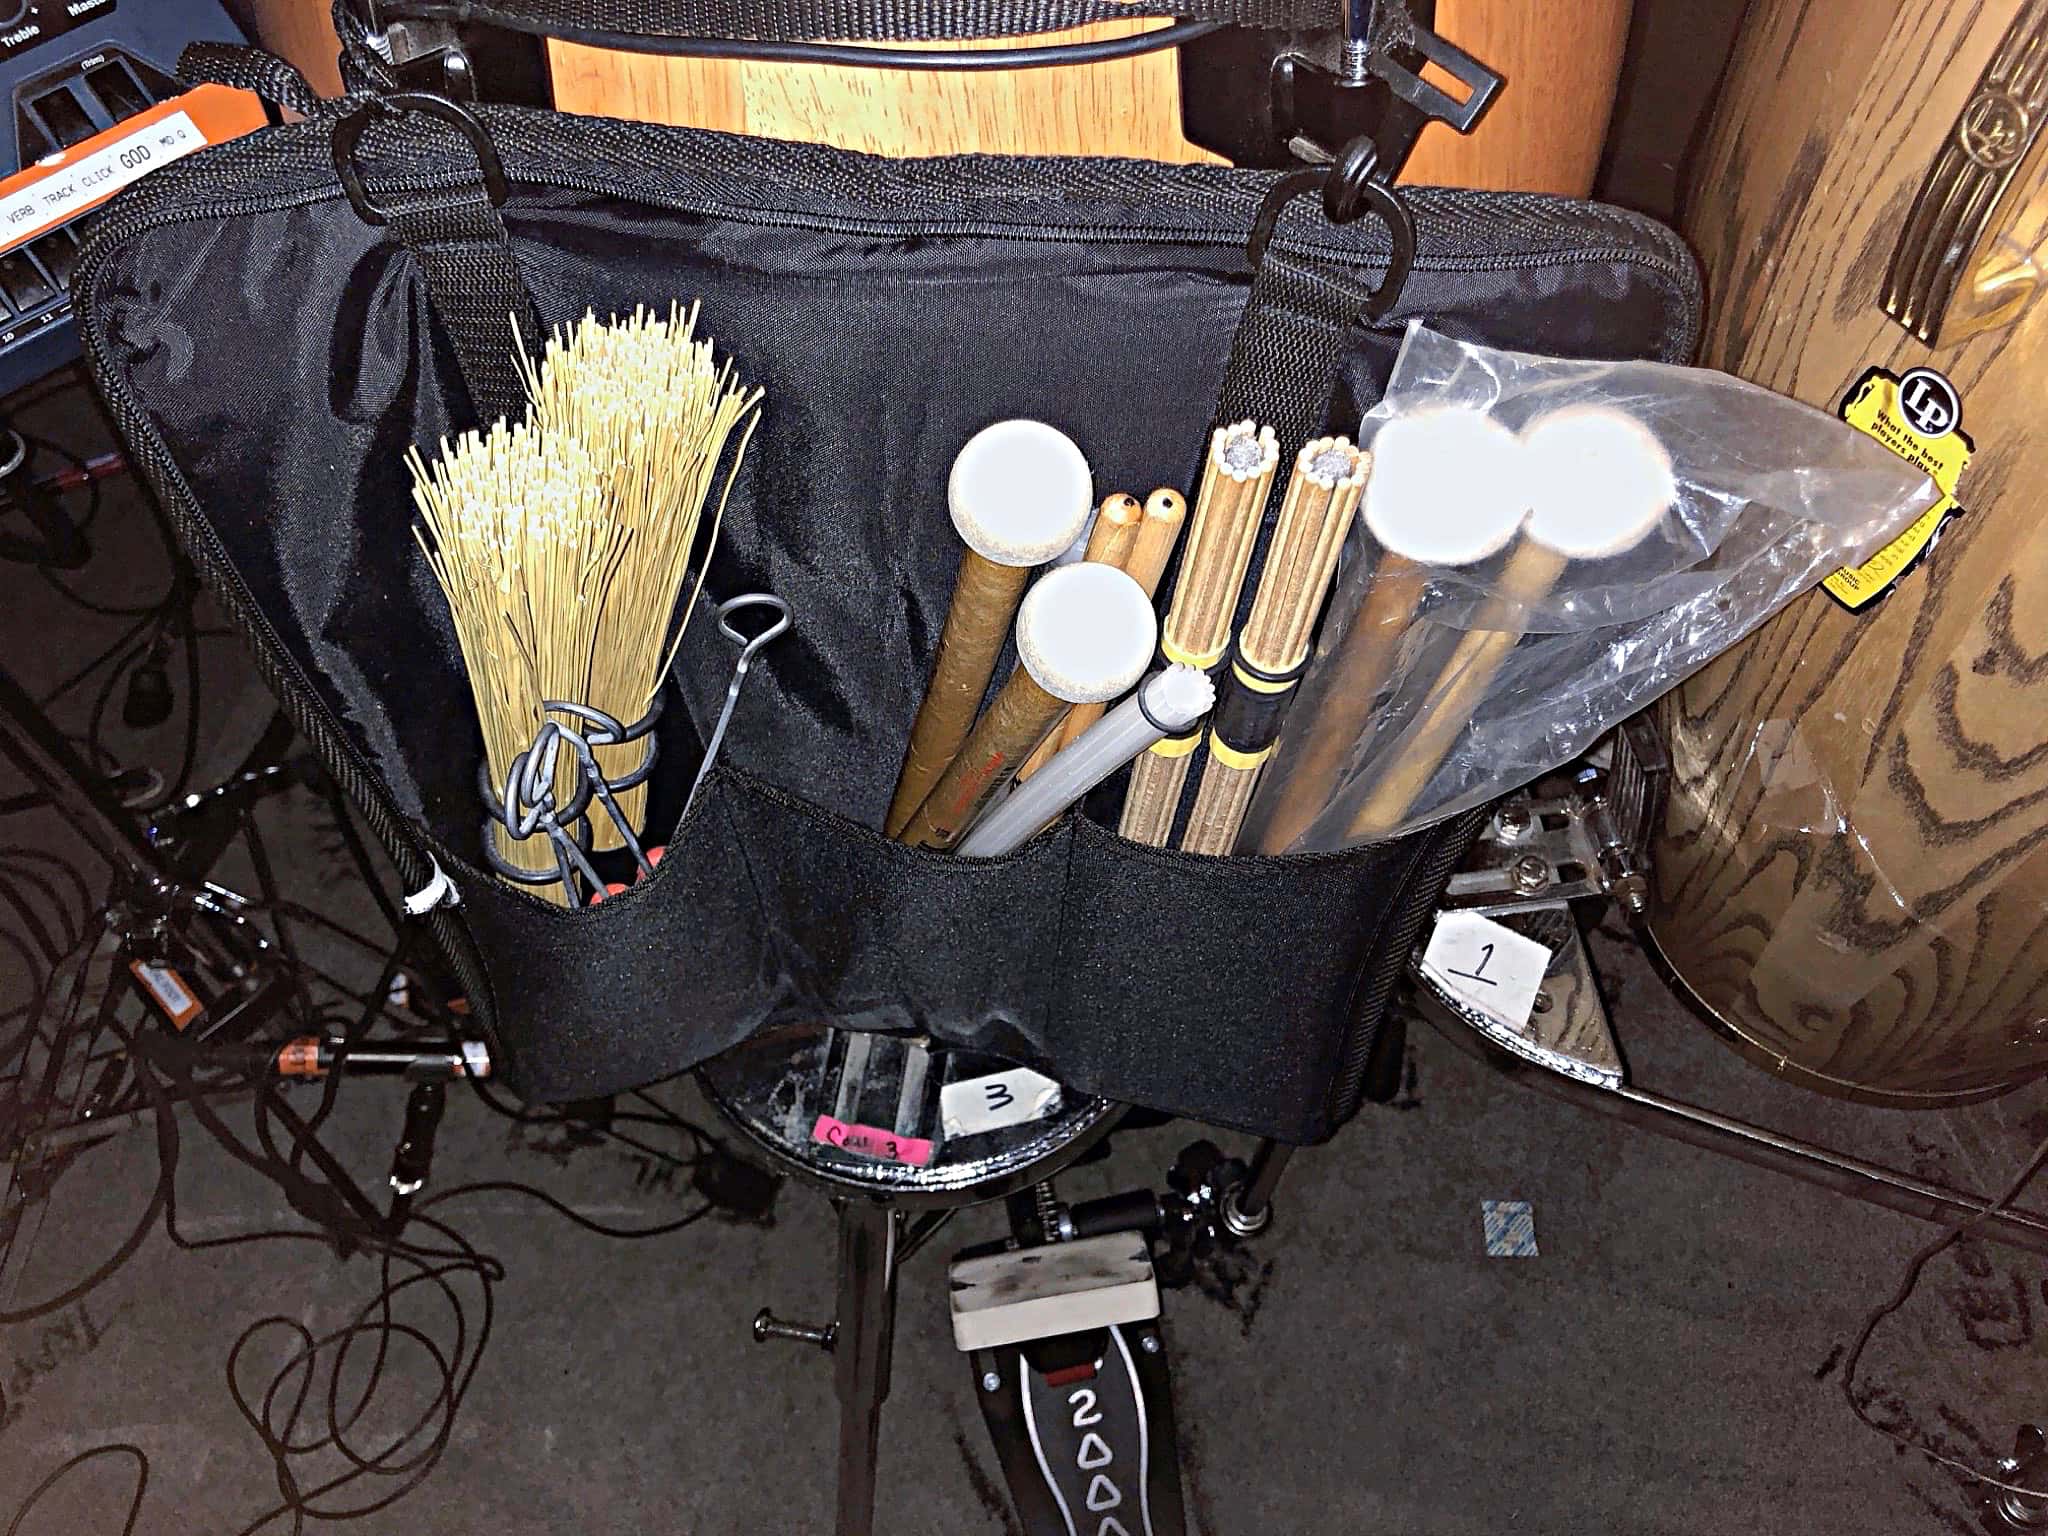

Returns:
1242,324,1941,853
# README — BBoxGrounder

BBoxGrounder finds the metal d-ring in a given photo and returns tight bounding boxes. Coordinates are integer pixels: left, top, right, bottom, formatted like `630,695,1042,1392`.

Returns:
1245,136,1417,322
332,90,510,229
681,593,793,820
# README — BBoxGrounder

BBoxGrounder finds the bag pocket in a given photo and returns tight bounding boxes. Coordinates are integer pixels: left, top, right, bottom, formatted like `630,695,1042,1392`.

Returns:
721,772,1073,1059
1046,815,1440,1141
449,771,770,1101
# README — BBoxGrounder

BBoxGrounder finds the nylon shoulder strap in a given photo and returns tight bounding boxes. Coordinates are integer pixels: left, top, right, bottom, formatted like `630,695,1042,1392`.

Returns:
364,0,1337,44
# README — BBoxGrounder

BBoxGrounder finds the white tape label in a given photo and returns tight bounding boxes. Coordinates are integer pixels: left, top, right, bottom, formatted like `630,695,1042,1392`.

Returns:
940,1067,1062,1139
132,961,196,1018
1420,912,1553,1035
1,109,206,250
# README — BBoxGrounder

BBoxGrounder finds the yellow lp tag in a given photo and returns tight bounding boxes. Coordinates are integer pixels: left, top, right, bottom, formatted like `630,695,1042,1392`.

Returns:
1822,366,1973,610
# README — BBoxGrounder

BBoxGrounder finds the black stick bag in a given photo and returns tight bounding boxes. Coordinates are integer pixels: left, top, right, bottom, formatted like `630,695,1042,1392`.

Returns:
71,63,1698,1145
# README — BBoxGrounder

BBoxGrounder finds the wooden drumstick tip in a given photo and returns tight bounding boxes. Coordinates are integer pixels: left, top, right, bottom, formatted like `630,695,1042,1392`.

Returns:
1082,492,1144,564
1016,563,1156,705
1121,488,1188,602
1144,487,1185,523
1521,405,1674,557
949,419,1095,566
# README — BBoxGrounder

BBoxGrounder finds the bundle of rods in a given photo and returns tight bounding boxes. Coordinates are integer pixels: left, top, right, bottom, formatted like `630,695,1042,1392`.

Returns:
885,414,1369,860
411,302,762,901
887,395,1673,861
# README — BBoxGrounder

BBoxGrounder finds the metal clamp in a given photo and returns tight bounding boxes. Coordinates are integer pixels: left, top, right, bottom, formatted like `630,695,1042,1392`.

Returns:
1179,0,1503,172
332,90,509,228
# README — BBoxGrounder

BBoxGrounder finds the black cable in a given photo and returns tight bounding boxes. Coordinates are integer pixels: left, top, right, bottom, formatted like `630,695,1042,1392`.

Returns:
1840,1114,2048,1499
0,955,174,1327
401,8,1217,67
34,610,159,710
3,1444,149,1536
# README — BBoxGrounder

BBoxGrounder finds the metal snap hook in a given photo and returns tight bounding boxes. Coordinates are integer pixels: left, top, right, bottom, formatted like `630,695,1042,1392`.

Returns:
1245,136,1417,322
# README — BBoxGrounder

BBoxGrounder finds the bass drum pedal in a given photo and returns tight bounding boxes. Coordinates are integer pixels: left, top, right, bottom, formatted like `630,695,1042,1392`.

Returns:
953,1232,1187,1536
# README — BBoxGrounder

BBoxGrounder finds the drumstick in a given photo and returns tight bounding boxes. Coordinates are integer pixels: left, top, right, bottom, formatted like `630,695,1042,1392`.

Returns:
884,421,1092,836
1040,485,1188,765
1247,407,1526,853
1118,423,1278,846
898,562,1156,851
1016,492,1144,781
1123,487,1189,599
1182,438,1367,855
1343,405,1675,841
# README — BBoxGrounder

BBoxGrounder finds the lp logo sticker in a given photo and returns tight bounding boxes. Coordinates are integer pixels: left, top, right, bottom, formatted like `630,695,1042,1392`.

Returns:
1897,367,1961,438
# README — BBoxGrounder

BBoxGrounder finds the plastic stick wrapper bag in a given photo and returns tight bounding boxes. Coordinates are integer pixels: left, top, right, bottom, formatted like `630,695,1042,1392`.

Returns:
1241,324,1941,855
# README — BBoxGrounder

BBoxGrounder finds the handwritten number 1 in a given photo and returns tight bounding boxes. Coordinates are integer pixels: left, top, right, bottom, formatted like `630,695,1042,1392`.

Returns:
1447,942,1500,987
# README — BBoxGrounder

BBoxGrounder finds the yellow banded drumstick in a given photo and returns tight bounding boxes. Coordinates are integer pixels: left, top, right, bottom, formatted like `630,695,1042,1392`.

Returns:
1016,492,1144,781
1182,438,1366,855
898,562,1156,851
1117,423,1278,847
884,420,1093,836
1245,407,1526,854
1343,405,1676,841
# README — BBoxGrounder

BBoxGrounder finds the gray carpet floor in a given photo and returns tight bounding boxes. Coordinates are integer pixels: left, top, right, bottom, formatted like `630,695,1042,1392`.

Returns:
0,375,2040,1535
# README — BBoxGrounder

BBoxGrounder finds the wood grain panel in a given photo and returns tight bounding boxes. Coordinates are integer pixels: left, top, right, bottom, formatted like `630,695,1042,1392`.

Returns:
1650,0,2048,1102
240,0,343,97
547,21,1224,162
546,0,1633,192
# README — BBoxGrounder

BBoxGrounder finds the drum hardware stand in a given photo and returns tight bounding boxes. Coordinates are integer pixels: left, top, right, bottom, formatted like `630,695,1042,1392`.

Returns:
1983,1425,2048,1532
337,0,559,106
0,652,485,1259
716,1014,1311,1536
1411,718,2048,1258
1177,0,1503,170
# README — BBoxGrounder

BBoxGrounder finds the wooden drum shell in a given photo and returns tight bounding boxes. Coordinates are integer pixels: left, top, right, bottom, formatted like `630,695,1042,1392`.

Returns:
1649,0,2048,1104
248,1,1631,192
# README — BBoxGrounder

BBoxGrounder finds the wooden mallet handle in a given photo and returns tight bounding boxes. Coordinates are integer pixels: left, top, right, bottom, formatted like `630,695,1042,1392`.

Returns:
885,420,1091,835
900,562,1156,850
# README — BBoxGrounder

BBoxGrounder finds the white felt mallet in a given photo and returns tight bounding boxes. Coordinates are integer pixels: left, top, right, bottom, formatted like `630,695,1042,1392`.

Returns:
1250,407,1527,852
1342,404,1675,841
899,561,1156,850
885,420,1093,836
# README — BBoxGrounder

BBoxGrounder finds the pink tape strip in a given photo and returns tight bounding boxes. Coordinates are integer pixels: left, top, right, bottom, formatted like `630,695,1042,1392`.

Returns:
811,1114,935,1167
